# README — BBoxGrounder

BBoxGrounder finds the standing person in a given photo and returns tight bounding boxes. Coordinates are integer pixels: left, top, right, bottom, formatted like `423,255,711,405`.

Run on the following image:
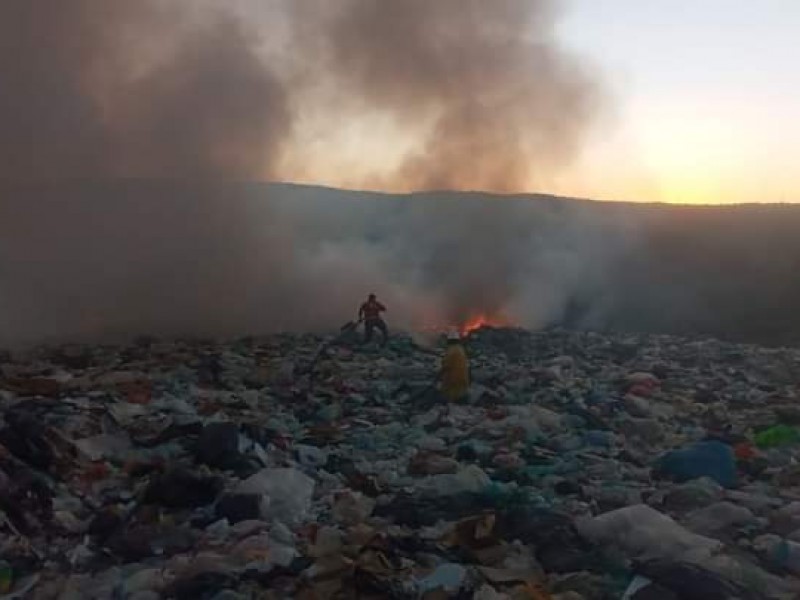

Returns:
358,293,388,345
440,330,469,402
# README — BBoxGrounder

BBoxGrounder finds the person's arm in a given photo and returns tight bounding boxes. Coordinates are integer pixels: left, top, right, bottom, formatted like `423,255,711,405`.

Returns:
358,304,365,319
378,302,386,312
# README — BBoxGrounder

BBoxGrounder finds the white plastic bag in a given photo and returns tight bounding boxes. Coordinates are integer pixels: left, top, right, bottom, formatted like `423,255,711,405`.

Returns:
417,464,491,497
236,468,314,524
577,504,721,562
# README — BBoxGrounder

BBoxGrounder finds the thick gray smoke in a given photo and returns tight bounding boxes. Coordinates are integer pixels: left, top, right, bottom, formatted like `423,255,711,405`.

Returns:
0,182,636,345
0,1,289,179
0,1,614,345
0,0,599,185
294,0,599,191
5,180,800,348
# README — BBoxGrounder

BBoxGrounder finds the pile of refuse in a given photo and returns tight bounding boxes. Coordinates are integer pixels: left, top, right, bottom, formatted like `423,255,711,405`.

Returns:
3,327,800,599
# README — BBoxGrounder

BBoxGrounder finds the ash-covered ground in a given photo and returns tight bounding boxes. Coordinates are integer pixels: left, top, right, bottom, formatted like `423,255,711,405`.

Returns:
3,327,800,599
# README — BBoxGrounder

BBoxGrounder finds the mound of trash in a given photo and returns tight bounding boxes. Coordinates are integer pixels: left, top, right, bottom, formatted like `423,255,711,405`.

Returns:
2,328,800,599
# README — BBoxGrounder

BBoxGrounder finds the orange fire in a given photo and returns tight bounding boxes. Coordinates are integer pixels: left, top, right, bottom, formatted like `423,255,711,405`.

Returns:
416,313,511,337
459,313,509,336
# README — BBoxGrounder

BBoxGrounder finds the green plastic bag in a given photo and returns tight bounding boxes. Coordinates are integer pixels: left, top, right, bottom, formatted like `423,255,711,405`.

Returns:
754,425,800,449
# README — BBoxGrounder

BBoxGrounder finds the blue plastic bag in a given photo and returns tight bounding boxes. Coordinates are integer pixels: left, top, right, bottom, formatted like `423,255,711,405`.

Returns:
656,441,736,488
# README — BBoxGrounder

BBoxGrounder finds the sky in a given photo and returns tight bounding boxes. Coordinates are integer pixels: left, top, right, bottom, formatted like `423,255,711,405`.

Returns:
555,0,800,204
1,1,797,205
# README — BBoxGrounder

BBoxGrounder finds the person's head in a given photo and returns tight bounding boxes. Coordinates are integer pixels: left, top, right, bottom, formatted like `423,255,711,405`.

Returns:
368,293,376,302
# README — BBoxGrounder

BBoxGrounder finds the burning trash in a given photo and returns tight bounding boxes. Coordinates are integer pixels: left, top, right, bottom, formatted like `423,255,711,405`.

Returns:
459,313,512,337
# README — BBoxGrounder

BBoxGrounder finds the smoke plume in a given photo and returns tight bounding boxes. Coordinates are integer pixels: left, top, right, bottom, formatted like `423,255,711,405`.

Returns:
0,1,290,180
0,0,617,345
294,0,599,191
0,0,600,186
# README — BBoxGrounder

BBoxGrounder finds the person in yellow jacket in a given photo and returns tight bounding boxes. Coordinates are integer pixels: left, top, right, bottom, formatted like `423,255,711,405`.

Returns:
439,330,470,402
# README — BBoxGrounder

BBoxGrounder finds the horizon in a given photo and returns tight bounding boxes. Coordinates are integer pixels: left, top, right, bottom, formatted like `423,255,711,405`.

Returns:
5,177,800,209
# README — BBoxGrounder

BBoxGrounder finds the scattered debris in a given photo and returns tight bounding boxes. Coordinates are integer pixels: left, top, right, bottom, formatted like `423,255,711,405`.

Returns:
0,327,799,598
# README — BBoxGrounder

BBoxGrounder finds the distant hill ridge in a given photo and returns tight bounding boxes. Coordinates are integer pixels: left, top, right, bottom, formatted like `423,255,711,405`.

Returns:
1,179,799,346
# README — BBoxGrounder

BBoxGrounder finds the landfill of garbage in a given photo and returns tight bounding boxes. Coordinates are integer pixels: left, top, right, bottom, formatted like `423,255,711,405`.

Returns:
3,326,800,599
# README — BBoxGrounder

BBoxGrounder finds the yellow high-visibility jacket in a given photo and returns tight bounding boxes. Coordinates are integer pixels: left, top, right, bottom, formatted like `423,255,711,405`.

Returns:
440,343,469,402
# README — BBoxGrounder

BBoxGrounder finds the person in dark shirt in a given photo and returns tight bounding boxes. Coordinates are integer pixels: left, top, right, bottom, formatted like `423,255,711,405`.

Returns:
358,293,388,345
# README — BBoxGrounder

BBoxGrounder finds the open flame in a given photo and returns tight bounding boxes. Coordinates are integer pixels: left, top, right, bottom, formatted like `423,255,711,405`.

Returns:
416,312,511,338
459,313,510,336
